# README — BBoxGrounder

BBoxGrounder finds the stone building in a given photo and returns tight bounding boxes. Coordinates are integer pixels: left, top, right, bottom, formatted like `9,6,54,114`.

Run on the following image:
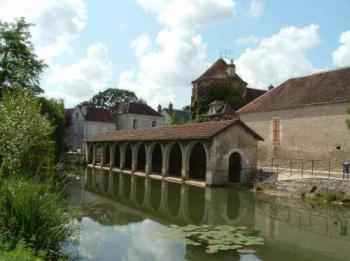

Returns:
86,119,263,186
158,102,190,125
117,102,164,130
66,105,116,152
239,66,350,163
191,58,266,119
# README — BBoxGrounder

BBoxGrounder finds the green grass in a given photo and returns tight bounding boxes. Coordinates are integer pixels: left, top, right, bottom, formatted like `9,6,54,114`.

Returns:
0,176,77,259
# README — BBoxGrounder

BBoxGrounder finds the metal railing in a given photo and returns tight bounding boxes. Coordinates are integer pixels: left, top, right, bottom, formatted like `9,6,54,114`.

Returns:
257,158,350,180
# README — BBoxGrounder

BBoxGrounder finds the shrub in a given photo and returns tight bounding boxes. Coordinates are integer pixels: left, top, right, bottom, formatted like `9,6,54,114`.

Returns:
0,176,77,258
0,90,54,177
0,241,44,261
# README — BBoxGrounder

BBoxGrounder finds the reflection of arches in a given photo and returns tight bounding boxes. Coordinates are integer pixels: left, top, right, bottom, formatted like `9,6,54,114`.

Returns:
88,144,93,164
229,152,242,183
187,186,205,224
150,179,162,210
123,175,131,201
189,143,207,181
136,144,146,172
103,145,110,166
152,143,163,174
169,143,182,177
114,145,120,168
125,144,133,170
227,189,240,220
136,177,145,205
167,182,181,216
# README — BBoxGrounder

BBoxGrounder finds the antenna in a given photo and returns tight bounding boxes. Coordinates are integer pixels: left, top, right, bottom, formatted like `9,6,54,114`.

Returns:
219,49,235,62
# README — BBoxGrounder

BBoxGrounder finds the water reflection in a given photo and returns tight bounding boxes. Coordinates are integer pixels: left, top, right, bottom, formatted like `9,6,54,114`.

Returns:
66,167,350,261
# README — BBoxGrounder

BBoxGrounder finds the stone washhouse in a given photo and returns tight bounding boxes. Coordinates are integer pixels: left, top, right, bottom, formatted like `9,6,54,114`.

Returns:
86,119,263,186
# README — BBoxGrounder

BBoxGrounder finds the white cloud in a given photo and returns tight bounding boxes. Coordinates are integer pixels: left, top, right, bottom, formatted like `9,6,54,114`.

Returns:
0,0,87,64
236,24,321,88
137,0,235,30
48,43,113,104
332,31,350,67
249,0,263,18
120,0,236,108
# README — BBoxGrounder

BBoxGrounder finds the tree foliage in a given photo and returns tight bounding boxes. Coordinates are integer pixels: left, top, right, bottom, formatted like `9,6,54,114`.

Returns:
88,88,139,111
38,97,66,163
0,91,53,177
0,18,46,97
170,112,185,125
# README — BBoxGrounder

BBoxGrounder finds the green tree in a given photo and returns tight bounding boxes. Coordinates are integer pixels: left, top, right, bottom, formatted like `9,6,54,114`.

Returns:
0,18,46,97
0,91,53,176
38,97,66,163
170,112,185,125
88,88,139,111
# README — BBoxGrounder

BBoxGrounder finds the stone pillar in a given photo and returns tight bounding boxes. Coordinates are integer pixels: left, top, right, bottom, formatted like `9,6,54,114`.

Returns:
92,143,97,165
145,144,152,174
101,144,106,167
131,145,137,173
85,143,89,163
182,142,189,180
110,143,115,168
162,143,169,176
120,144,126,169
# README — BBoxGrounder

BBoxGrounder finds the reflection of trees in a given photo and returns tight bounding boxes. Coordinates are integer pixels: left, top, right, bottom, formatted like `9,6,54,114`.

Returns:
80,202,143,226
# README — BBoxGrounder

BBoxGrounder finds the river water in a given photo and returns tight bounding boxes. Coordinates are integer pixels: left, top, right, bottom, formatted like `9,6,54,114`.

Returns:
64,167,350,260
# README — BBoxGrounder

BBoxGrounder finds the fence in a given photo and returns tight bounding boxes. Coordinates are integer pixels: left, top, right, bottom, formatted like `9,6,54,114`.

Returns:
257,158,350,181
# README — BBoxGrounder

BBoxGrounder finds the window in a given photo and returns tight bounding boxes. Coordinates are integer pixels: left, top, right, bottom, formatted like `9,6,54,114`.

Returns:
272,118,281,144
133,119,138,129
152,120,156,127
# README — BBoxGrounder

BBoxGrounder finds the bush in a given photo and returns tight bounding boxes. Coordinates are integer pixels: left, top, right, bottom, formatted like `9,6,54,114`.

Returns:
0,176,77,259
0,90,54,177
0,241,44,261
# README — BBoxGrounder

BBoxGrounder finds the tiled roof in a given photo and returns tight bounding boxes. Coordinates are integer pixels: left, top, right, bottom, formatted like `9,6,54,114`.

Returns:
85,107,115,123
87,119,263,142
119,102,163,117
239,66,350,113
230,87,267,110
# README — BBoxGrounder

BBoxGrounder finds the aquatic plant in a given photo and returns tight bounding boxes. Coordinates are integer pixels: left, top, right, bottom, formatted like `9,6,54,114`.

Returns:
155,224,264,254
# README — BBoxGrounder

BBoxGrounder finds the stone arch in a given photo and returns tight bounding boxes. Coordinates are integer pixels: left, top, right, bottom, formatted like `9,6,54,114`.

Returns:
188,142,207,181
136,143,146,172
228,150,243,183
103,144,110,166
95,143,103,165
151,143,163,174
168,142,183,177
87,144,93,164
124,143,133,170
113,144,121,168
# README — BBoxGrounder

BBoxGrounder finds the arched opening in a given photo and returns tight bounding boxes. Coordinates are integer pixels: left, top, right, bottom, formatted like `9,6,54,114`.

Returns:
152,143,163,174
187,186,205,224
227,189,240,220
229,152,242,183
189,143,207,181
88,144,93,164
114,145,120,168
124,144,132,170
95,144,103,165
136,144,146,172
168,143,182,177
103,145,110,166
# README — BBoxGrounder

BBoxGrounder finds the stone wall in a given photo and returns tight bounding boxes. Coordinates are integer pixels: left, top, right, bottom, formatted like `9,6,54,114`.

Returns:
117,113,164,130
240,102,350,163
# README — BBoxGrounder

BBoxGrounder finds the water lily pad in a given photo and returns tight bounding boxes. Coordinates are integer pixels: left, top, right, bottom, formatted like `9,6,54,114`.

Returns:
238,248,256,254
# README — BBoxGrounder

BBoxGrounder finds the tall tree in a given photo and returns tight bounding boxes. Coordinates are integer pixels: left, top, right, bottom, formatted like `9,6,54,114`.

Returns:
88,88,139,111
0,18,46,97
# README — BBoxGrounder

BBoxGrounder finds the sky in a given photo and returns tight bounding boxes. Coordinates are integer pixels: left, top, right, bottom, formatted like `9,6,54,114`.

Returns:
0,0,349,109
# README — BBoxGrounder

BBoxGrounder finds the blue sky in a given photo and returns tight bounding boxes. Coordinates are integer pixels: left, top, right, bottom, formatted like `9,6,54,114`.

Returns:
0,0,349,108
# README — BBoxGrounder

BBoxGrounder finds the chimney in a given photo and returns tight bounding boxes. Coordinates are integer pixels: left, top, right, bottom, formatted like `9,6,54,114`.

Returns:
168,102,173,114
268,84,274,91
226,59,236,77
157,104,162,113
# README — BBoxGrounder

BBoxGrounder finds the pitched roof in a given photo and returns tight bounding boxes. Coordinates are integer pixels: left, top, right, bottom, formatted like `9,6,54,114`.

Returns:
163,108,190,122
192,58,247,84
119,102,163,117
239,66,350,114
85,107,115,123
87,119,263,142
